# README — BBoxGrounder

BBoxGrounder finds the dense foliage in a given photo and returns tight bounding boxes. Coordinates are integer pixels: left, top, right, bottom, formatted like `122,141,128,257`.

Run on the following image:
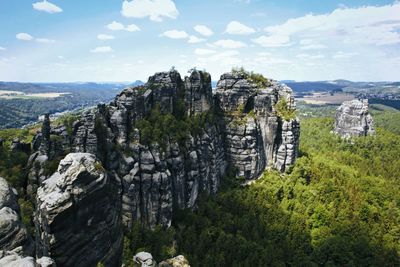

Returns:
125,106,400,266
274,98,296,121
135,103,216,150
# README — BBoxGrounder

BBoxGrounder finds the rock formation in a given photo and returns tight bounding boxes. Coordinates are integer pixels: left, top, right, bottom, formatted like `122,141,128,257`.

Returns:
133,252,190,267
216,72,300,175
35,153,122,267
0,177,33,255
159,255,190,267
334,99,375,138
24,68,300,266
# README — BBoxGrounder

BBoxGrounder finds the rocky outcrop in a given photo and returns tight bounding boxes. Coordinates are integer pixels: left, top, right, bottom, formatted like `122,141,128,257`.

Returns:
133,252,156,267
0,177,33,255
0,248,35,267
334,99,375,138
25,68,300,265
133,252,190,267
184,70,212,116
35,153,122,267
216,72,300,177
159,255,190,267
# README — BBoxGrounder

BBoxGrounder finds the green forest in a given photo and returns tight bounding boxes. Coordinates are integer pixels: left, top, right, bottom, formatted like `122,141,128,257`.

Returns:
123,105,400,266
1,104,399,266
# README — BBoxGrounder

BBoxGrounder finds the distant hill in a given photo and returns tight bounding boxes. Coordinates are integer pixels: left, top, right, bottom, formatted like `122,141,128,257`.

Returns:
285,81,345,93
0,82,130,129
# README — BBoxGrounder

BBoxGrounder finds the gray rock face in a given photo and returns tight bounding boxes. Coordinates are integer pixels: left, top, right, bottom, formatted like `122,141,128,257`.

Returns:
334,99,375,138
185,70,212,116
0,248,35,267
133,251,156,267
216,74,300,178
27,69,300,254
35,153,122,267
0,178,33,255
159,255,190,267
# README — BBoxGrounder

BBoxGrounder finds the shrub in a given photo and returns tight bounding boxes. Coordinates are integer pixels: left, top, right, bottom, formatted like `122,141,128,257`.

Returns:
274,98,296,121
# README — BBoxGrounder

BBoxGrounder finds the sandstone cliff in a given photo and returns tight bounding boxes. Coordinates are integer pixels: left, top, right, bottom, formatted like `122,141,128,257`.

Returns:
334,99,375,138
25,68,300,266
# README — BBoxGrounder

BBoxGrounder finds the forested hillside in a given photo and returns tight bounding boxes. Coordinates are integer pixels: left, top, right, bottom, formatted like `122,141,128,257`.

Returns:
123,106,400,266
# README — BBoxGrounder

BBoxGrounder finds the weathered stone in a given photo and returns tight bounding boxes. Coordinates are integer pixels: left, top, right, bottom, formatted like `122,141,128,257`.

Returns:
27,68,299,233
35,153,122,267
159,255,190,267
334,99,375,138
0,178,33,255
0,248,35,267
36,256,56,267
133,251,156,267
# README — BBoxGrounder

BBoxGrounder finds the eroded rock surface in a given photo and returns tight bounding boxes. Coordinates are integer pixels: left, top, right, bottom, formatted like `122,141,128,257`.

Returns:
216,72,300,176
159,255,190,267
35,153,122,267
25,68,300,265
0,177,33,255
334,99,375,138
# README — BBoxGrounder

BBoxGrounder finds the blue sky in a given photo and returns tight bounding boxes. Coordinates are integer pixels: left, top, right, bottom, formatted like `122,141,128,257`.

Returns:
0,0,399,82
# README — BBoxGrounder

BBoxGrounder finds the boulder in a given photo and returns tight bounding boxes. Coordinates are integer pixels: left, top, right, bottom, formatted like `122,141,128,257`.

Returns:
159,255,190,267
0,177,33,255
133,251,156,267
0,248,35,267
35,153,122,267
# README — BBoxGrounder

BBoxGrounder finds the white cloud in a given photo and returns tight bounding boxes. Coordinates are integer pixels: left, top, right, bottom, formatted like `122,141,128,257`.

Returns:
57,55,64,59
0,47,6,51
194,48,216,55
188,36,206,44
90,46,114,53
214,39,247,49
225,21,255,35
264,2,400,46
126,24,141,32
36,38,56,43
332,51,358,59
252,35,291,47
98,34,115,40
32,0,62,14
121,0,179,22
107,21,125,31
160,30,188,39
106,21,141,32
194,25,214,37
16,33,33,41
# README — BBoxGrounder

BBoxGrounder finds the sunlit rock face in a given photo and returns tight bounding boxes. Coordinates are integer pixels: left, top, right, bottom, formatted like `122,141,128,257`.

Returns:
35,153,123,267
215,72,300,177
334,99,375,138
28,69,300,235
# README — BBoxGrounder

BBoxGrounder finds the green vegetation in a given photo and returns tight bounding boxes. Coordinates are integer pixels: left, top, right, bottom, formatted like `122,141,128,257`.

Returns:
231,67,271,88
123,105,400,266
123,223,176,266
135,104,215,150
275,98,296,121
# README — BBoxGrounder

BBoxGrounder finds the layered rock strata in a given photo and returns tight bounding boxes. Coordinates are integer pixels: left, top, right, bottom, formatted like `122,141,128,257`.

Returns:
0,177,33,255
334,99,375,138
35,153,122,267
26,69,300,266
